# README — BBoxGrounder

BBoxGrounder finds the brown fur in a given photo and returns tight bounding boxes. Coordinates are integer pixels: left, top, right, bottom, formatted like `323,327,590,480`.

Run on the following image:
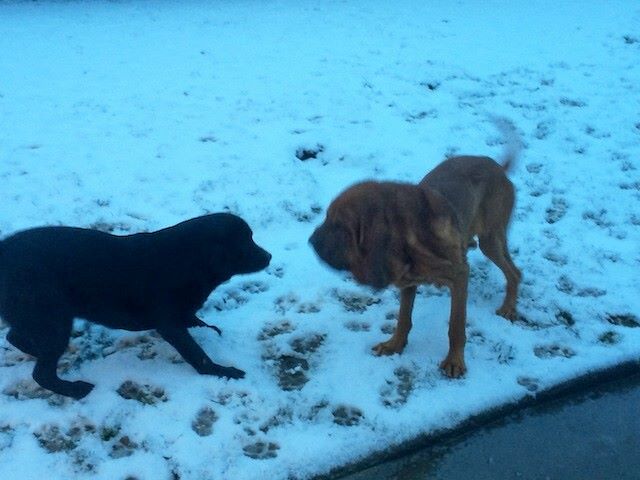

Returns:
310,145,521,378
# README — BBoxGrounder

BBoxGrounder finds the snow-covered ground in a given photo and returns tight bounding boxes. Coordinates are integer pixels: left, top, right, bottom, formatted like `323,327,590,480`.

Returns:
0,1,638,478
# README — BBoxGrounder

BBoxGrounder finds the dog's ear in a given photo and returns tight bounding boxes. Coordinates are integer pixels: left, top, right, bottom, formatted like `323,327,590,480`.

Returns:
354,211,392,289
403,227,454,279
396,189,459,282
423,187,459,247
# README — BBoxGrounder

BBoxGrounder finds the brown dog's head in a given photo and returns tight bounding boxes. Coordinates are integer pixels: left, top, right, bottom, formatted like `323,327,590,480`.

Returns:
310,182,388,288
310,181,458,290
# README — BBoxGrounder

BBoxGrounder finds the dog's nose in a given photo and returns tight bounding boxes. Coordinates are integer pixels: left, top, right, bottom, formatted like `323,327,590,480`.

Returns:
309,230,318,247
260,249,272,266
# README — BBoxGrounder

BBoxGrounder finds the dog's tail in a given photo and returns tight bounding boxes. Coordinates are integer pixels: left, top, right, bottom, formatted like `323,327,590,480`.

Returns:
490,116,522,173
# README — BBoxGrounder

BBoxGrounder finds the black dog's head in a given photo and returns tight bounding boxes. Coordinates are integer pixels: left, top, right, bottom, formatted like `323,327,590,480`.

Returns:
225,215,272,274
216,214,271,274
182,214,271,278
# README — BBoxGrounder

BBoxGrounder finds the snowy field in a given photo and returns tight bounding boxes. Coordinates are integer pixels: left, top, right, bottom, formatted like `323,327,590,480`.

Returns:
0,1,639,479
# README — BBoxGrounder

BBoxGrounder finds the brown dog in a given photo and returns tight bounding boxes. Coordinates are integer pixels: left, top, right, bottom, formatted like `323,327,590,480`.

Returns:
309,120,521,378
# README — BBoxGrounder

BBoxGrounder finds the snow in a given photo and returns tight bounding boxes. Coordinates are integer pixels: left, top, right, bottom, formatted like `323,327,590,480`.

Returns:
0,1,639,479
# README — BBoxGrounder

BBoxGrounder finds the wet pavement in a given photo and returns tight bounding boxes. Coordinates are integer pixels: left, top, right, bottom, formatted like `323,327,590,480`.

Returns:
338,368,640,480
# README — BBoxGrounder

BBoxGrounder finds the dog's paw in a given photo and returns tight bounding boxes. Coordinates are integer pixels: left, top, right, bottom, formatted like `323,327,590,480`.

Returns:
372,338,406,356
439,353,466,378
68,381,95,400
217,366,246,380
496,304,517,321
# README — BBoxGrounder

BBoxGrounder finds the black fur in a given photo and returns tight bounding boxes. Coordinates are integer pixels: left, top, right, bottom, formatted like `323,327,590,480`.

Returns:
0,213,271,399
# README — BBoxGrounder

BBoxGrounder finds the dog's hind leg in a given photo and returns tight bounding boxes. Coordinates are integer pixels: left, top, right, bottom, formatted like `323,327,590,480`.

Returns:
7,328,39,357
157,325,244,379
29,316,94,400
479,232,521,320
33,355,95,400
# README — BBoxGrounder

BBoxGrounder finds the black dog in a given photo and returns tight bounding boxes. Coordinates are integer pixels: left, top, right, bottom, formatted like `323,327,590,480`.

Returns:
0,213,271,399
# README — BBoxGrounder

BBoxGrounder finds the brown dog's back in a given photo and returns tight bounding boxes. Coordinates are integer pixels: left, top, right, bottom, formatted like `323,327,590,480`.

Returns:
420,155,515,241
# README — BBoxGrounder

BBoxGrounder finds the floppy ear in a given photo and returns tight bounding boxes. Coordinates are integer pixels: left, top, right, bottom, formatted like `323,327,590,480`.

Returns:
423,187,458,247
390,186,464,285
403,228,454,280
355,214,391,289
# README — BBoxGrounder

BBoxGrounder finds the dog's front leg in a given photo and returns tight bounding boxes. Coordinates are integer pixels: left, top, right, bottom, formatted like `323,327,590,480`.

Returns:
157,325,245,379
440,267,468,378
189,316,223,335
373,286,417,356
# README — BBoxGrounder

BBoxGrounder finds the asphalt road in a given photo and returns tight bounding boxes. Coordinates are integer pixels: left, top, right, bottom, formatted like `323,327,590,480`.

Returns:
339,370,640,480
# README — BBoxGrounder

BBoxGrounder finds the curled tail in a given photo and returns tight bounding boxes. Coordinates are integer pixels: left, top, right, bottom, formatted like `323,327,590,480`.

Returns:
490,116,522,173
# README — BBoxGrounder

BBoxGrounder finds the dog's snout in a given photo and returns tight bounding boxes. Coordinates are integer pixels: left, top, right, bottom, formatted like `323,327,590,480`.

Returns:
257,247,272,267
309,228,320,248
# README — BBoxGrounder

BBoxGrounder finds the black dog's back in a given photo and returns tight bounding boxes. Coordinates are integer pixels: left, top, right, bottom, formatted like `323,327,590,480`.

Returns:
0,213,272,399
1,225,200,331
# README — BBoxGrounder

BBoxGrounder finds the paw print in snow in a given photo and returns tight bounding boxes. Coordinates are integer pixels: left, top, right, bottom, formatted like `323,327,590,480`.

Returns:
533,344,576,359
598,331,621,345
275,355,310,391
274,293,299,315
344,320,370,332
239,281,269,294
606,313,639,328
191,407,218,437
290,333,326,355
380,367,415,408
517,376,540,392
332,289,381,313
332,405,364,426
257,320,296,341
208,281,269,312
545,197,568,224
243,440,280,460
